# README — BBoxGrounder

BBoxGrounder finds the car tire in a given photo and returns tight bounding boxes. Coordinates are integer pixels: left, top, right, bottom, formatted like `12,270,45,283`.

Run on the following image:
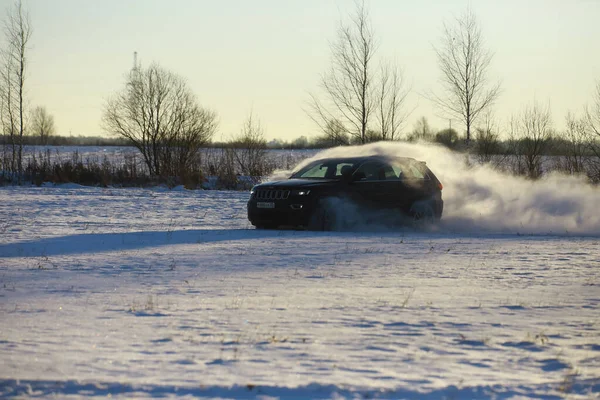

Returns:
309,200,337,231
409,200,435,224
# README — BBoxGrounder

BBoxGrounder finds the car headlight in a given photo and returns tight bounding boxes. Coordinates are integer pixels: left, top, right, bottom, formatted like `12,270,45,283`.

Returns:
291,189,311,196
250,186,257,195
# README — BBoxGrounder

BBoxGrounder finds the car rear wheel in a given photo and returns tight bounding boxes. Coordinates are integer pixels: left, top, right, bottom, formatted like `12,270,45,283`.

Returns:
409,200,435,224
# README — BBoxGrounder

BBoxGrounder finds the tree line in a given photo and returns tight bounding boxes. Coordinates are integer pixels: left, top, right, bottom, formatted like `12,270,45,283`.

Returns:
2,0,600,186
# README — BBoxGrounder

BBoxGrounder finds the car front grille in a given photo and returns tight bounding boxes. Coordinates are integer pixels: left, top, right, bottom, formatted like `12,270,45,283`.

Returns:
255,189,290,200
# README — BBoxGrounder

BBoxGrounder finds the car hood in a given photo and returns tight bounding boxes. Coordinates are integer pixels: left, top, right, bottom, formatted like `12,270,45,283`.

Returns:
256,178,339,188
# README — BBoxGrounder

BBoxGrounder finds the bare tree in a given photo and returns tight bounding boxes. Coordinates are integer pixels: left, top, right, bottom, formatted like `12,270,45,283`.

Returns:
0,0,31,182
230,112,269,177
377,62,409,140
561,112,588,176
323,118,350,146
407,116,434,142
474,112,502,165
506,116,526,175
584,81,600,181
102,62,217,178
0,55,16,177
510,102,553,179
435,128,459,148
432,8,500,143
308,0,376,144
30,106,55,145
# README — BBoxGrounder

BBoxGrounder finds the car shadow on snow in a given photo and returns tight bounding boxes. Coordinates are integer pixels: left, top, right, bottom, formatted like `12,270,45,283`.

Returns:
0,228,410,258
1,378,594,399
0,229,299,257
0,225,591,258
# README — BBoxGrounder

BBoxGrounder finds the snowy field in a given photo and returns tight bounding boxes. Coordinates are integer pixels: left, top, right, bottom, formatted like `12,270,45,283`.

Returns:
1,143,600,399
20,145,315,175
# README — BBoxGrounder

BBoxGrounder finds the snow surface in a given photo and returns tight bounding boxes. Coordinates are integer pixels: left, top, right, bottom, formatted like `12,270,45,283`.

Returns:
1,143,600,399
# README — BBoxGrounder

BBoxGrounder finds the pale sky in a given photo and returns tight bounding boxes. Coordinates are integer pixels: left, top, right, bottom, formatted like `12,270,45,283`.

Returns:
4,0,600,140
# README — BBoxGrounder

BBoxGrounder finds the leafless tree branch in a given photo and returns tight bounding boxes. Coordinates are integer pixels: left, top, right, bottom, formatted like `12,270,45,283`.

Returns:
308,0,377,144
102,62,217,178
377,61,410,140
0,0,31,182
30,106,55,145
584,81,600,180
431,8,500,143
508,101,553,179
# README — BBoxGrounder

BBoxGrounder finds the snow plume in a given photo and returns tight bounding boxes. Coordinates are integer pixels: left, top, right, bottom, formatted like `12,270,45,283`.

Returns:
270,142,600,236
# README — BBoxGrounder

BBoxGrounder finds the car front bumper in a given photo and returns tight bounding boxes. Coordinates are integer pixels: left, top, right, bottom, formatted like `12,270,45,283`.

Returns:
247,197,314,227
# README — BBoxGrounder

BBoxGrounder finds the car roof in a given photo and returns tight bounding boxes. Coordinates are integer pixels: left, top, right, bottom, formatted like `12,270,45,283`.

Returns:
310,155,420,164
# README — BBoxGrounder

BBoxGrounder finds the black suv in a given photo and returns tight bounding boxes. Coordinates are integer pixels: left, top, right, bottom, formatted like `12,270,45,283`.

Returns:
247,155,443,230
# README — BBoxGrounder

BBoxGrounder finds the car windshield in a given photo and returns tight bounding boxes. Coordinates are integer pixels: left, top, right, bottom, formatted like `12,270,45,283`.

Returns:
291,159,357,179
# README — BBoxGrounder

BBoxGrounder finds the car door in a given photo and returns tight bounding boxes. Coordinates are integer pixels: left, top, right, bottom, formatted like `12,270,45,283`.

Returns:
399,162,432,209
351,161,397,210
385,160,427,212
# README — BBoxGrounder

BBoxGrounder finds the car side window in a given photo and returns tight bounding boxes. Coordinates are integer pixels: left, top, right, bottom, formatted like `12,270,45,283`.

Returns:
390,162,406,180
382,164,398,179
408,163,432,180
407,165,425,179
335,163,354,177
354,162,388,181
300,164,327,178
389,161,430,180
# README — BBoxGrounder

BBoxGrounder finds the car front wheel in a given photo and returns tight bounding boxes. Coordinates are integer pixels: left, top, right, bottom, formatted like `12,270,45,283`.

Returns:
308,200,337,231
